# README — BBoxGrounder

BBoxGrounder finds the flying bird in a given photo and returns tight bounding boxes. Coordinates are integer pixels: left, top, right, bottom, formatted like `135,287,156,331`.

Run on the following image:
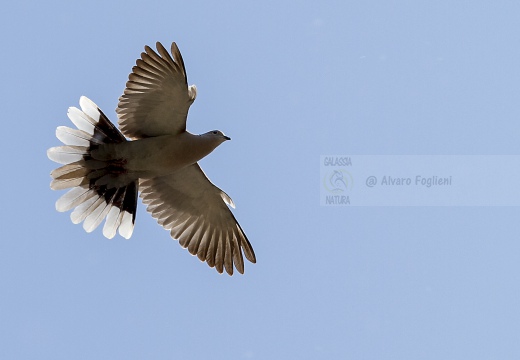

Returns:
47,42,256,275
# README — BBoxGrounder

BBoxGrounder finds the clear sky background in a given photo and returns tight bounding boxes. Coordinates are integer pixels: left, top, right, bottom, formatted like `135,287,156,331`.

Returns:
2,1,520,359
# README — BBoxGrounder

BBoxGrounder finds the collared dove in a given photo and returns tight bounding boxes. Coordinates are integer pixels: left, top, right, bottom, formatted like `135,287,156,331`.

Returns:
47,42,256,275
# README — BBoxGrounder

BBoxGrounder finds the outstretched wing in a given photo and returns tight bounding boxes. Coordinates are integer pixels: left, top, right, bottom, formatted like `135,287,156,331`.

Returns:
117,42,197,139
140,164,256,275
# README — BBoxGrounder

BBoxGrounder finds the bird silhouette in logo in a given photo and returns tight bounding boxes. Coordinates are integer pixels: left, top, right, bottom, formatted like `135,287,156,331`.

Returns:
328,170,349,193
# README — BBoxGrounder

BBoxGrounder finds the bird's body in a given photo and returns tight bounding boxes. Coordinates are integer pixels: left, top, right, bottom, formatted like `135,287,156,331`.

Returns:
47,42,255,275
91,132,224,180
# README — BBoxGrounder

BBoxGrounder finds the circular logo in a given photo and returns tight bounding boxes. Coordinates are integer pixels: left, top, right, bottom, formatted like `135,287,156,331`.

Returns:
323,169,353,194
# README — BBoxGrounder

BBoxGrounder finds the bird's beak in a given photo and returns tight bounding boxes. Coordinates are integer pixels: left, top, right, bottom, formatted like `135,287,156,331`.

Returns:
223,135,231,141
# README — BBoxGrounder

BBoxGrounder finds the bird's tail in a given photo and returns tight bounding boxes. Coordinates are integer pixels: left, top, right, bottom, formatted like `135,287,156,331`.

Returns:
47,96,138,239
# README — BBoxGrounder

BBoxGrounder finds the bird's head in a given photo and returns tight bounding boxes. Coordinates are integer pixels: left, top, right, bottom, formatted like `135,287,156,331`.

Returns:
202,130,231,143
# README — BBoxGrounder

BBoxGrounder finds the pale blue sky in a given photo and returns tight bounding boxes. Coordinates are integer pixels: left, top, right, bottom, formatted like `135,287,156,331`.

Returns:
2,1,520,359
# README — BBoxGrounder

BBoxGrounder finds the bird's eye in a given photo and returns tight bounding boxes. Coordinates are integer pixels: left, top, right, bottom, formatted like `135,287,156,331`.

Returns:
212,131,218,135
